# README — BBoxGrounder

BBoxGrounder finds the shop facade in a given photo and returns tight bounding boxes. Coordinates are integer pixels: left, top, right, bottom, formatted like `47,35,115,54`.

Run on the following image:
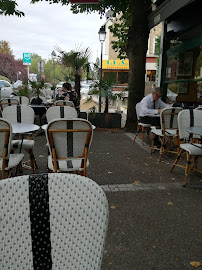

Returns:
149,0,202,105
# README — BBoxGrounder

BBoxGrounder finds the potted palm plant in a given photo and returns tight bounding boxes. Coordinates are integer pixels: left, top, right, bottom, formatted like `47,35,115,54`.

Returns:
86,77,124,128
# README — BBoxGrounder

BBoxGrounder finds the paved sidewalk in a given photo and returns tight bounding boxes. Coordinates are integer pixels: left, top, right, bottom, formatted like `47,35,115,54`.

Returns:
20,129,202,269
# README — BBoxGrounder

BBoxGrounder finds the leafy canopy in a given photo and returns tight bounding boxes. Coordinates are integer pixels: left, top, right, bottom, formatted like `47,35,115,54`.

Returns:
0,0,24,16
31,0,152,58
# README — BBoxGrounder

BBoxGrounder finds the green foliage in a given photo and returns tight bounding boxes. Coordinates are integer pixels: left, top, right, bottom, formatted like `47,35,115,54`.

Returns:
28,53,73,84
16,84,30,97
87,75,124,112
56,45,92,73
0,0,24,16
30,79,45,96
55,45,92,98
0,75,10,82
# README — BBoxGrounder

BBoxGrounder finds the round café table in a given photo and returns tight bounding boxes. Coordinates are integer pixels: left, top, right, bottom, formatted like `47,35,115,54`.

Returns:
11,123,40,134
11,123,40,152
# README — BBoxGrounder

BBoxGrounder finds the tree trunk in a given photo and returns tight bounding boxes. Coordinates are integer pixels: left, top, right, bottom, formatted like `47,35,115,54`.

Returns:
75,73,81,109
104,96,109,113
125,0,150,130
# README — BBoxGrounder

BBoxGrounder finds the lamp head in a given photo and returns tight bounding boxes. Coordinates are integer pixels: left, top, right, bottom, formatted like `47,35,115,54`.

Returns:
98,26,106,43
51,50,56,59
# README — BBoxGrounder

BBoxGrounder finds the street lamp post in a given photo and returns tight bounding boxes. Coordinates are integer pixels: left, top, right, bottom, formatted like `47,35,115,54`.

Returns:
51,50,57,100
98,25,106,113
17,71,21,80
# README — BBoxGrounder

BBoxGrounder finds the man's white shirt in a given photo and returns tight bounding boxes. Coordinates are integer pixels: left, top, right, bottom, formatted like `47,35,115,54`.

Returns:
139,93,169,117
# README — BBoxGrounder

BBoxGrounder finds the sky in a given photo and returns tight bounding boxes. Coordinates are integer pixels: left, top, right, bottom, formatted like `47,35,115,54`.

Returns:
0,0,106,63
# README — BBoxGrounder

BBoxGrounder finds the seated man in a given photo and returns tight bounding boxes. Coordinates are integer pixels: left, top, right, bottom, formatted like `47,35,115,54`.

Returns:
139,87,169,127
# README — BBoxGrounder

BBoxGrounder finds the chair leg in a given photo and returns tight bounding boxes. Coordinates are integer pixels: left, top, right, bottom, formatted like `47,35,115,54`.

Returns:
29,149,35,173
2,168,6,179
170,148,183,172
18,161,23,176
142,127,145,146
134,124,140,142
151,133,155,155
185,152,191,185
147,128,150,141
158,139,164,162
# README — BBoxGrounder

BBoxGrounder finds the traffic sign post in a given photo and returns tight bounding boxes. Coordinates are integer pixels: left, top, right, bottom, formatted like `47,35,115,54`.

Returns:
23,53,31,65
23,53,31,80
38,61,44,73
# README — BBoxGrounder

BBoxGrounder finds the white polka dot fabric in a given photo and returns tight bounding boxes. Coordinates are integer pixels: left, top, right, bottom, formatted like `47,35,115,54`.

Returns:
48,173,109,270
0,173,109,270
0,175,33,270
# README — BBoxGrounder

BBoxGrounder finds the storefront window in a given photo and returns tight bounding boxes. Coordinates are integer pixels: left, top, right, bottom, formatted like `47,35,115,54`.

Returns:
165,41,202,104
118,72,128,84
103,72,117,82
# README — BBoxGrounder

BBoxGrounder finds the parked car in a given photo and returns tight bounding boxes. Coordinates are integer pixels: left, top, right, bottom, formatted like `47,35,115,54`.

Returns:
81,80,94,94
0,80,15,98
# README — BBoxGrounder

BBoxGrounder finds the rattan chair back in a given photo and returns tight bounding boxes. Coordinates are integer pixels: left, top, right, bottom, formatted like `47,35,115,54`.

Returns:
0,98,19,110
2,105,35,124
178,109,202,141
46,106,77,123
55,100,74,107
160,107,182,132
14,96,29,105
46,118,93,175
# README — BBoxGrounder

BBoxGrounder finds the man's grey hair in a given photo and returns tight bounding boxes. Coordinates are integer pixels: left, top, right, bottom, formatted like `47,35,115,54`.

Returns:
152,87,162,94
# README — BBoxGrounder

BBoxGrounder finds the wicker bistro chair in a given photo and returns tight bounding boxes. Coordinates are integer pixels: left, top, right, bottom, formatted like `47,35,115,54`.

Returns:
0,173,109,270
55,100,74,107
0,98,19,111
170,109,202,185
46,105,78,123
14,96,29,105
46,119,93,176
151,107,182,161
134,102,151,146
2,105,37,173
0,118,24,179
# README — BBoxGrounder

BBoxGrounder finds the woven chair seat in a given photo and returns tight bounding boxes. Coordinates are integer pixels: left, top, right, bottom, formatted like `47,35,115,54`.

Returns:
48,155,89,172
11,139,35,149
0,153,24,170
138,122,151,127
180,143,202,155
151,128,177,137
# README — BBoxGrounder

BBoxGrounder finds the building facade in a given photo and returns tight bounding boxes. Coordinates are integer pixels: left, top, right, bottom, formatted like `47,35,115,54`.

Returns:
102,15,162,96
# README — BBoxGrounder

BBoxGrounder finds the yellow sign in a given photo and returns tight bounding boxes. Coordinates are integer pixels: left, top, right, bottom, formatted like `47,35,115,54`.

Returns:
102,60,129,70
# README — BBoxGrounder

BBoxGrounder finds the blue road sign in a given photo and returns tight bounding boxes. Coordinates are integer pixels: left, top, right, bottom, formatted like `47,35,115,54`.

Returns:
23,53,31,65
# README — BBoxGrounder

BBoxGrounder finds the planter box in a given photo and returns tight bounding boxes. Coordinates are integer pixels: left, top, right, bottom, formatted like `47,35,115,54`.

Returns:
88,112,121,128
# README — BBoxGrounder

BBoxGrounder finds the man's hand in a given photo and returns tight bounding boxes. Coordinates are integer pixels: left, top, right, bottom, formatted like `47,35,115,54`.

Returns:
158,109,162,113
